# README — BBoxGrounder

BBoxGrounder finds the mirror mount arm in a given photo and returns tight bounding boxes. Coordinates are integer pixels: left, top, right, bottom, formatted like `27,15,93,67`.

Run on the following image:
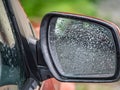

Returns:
37,41,53,81
38,66,53,81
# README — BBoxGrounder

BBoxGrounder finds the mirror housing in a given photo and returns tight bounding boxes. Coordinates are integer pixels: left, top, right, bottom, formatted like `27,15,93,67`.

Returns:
39,12,120,82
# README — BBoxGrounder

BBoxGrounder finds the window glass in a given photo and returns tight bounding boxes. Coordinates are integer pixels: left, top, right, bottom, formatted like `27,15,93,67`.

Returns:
0,0,26,89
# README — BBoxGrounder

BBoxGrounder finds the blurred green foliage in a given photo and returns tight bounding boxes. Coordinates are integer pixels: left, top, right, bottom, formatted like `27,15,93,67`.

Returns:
20,0,98,20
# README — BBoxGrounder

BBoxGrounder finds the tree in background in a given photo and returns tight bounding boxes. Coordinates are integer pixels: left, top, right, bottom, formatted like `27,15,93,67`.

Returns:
20,0,98,21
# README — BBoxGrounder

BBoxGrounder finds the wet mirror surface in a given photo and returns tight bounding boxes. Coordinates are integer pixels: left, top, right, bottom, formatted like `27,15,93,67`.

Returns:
48,17,116,78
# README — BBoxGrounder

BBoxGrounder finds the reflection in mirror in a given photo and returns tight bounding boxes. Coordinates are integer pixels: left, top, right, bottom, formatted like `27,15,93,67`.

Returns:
48,17,116,78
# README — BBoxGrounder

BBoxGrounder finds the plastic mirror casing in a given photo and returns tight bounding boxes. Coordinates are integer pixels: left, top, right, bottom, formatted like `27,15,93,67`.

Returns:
40,12,120,83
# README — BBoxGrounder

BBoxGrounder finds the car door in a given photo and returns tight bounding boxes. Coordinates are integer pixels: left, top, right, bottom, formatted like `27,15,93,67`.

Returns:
0,0,42,90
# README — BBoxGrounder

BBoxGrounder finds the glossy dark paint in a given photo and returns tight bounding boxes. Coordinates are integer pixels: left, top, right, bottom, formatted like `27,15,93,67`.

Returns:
3,0,40,89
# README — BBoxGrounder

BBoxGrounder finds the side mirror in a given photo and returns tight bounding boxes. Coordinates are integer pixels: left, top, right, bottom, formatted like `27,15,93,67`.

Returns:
40,12,120,82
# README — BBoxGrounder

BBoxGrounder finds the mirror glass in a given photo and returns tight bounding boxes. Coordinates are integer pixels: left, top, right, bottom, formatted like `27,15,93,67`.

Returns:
48,17,116,78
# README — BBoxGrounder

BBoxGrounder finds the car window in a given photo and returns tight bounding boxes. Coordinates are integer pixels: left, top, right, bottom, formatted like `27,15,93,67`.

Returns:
0,1,26,90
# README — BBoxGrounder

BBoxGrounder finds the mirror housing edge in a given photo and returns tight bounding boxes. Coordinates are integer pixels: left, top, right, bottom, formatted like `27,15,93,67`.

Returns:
39,12,120,82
